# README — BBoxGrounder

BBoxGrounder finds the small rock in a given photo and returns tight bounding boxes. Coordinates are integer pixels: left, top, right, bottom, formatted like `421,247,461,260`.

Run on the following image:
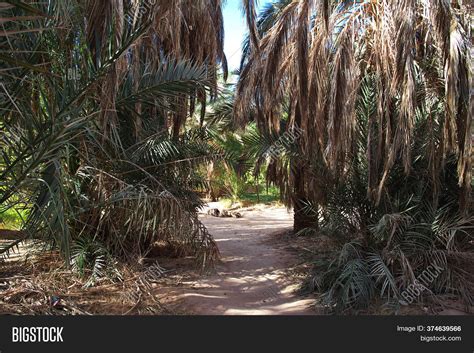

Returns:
207,208,220,217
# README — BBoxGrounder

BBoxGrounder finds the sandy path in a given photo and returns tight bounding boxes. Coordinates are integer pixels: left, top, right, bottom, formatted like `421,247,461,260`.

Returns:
170,205,315,315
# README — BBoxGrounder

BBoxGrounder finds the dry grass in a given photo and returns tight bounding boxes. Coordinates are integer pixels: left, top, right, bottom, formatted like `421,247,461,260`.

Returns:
0,246,194,315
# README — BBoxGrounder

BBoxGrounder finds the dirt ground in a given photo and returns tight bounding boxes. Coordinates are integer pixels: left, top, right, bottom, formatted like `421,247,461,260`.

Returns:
157,203,470,316
159,204,317,315
2,204,468,315
0,205,317,315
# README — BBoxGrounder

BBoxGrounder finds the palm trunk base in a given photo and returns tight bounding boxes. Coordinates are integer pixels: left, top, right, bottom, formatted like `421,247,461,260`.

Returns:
293,200,316,233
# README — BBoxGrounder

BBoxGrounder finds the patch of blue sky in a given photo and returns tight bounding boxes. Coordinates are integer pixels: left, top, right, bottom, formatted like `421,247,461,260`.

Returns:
223,0,270,72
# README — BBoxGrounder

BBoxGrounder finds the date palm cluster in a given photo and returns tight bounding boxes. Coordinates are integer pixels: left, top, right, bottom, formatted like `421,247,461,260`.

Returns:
235,0,473,311
0,0,227,270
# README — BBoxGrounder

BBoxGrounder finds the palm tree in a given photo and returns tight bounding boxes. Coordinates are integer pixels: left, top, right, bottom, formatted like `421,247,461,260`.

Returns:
0,0,227,268
236,0,473,310
237,0,471,231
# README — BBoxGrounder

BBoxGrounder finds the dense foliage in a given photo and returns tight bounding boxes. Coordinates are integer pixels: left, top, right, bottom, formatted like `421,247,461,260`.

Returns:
0,0,227,270
1,0,472,313
237,0,473,311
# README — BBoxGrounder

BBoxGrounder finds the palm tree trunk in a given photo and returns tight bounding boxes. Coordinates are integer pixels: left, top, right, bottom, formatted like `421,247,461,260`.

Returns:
293,103,315,233
292,164,314,233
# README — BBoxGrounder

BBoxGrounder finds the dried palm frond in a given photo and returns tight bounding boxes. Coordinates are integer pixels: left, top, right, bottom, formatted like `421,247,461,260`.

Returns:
236,0,471,228
1,0,226,269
